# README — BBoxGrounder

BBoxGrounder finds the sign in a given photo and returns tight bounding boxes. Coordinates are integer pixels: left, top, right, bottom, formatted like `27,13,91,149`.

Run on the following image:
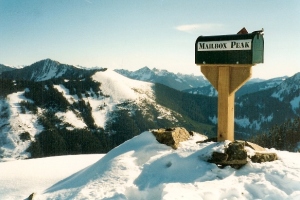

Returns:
195,28,264,141
195,32,264,64
197,39,252,51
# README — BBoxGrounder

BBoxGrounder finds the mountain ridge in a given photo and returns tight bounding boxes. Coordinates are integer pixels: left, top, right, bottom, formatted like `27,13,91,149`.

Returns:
0,59,103,81
0,58,299,160
114,67,209,91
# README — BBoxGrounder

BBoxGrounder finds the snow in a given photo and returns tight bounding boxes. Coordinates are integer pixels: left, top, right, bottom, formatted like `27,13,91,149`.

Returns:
175,78,182,83
235,117,251,128
91,69,154,127
235,114,273,130
92,69,153,103
52,70,155,129
53,84,77,104
1,132,299,199
0,92,43,160
271,92,284,101
55,111,87,129
209,115,217,124
0,154,104,199
290,95,300,112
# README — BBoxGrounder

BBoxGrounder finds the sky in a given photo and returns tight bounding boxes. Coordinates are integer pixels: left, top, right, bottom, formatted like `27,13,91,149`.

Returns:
0,0,299,79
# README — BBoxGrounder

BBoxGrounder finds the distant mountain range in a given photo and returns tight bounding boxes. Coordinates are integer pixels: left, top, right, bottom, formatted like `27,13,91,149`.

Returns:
0,59,103,81
115,67,287,97
114,67,209,91
0,64,14,74
0,58,299,160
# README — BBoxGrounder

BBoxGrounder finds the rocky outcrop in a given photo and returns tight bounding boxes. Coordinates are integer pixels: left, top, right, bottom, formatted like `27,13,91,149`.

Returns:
251,152,278,163
209,140,278,169
27,193,35,200
151,127,191,149
209,141,248,168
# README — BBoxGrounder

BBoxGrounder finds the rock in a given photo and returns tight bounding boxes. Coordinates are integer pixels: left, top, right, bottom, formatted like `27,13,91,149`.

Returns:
196,137,217,143
209,141,248,168
241,141,266,151
210,152,228,163
151,127,191,149
251,152,278,163
27,193,35,200
225,141,247,162
208,140,278,168
238,140,278,163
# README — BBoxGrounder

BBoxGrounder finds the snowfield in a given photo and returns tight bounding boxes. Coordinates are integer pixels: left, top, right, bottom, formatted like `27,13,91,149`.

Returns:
1,132,300,200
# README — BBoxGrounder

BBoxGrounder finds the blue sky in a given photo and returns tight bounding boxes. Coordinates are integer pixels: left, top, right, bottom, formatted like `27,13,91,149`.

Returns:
0,0,299,79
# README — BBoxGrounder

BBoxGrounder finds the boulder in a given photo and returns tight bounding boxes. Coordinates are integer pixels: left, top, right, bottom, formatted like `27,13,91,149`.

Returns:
251,152,278,163
151,127,191,149
209,140,278,168
209,141,248,168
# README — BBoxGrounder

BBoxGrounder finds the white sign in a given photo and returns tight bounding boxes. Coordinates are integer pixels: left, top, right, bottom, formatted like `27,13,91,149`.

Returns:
197,39,252,51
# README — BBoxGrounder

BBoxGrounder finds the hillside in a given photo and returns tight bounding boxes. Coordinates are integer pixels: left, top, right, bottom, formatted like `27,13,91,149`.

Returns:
233,73,300,137
0,60,216,160
183,76,286,97
0,64,14,74
1,132,300,199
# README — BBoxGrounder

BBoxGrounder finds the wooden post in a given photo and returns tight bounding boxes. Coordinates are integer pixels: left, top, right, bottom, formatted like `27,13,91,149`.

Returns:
201,65,252,141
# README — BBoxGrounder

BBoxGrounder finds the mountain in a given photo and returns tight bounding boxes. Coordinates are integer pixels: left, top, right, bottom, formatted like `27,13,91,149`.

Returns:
0,64,14,74
115,67,287,98
231,73,300,137
0,59,102,81
1,133,300,199
0,62,216,160
114,67,209,91
183,76,287,97
0,59,299,160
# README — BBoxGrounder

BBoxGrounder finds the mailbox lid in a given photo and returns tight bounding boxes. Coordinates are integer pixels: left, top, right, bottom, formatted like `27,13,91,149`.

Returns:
195,33,264,65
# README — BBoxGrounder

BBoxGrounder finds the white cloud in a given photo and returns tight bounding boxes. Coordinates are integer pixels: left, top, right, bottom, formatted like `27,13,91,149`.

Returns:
175,23,224,34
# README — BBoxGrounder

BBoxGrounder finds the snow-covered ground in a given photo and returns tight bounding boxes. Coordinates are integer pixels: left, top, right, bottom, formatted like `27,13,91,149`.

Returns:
0,154,104,199
0,92,43,160
1,132,300,200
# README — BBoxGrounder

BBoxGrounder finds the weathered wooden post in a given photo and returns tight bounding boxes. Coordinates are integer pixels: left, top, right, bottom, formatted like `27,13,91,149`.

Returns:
195,28,264,141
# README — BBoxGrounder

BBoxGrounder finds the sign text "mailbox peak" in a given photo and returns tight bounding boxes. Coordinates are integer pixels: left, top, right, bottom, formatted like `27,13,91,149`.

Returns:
197,39,251,51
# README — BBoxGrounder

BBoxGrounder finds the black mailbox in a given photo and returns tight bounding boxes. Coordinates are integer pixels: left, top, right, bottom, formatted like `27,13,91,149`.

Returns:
195,32,264,65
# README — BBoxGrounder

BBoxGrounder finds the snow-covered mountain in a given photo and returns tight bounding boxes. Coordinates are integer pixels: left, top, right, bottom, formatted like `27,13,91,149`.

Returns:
0,59,300,161
115,66,287,98
0,64,14,74
0,59,102,81
271,72,300,113
232,73,300,136
115,67,209,91
0,61,216,160
1,132,300,199
184,76,287,97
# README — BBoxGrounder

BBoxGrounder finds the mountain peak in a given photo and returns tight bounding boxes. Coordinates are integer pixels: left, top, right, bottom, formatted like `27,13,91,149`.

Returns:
35,58,60,67
136,66,152,72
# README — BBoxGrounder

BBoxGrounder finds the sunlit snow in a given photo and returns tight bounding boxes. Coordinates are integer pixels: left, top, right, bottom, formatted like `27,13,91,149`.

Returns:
1,132,300,199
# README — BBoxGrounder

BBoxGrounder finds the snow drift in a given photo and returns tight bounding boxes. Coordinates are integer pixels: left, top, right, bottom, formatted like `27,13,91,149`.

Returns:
30,132,300,199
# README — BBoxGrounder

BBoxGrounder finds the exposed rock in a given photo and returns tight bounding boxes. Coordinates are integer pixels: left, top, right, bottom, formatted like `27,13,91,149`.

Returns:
210,152,228,163
208,140,278,168
151,127,190,149
251,152,278,163
27,193,35,200
209,141,248,168
226,141,248,163
196,137,217,143
242,141,266,151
